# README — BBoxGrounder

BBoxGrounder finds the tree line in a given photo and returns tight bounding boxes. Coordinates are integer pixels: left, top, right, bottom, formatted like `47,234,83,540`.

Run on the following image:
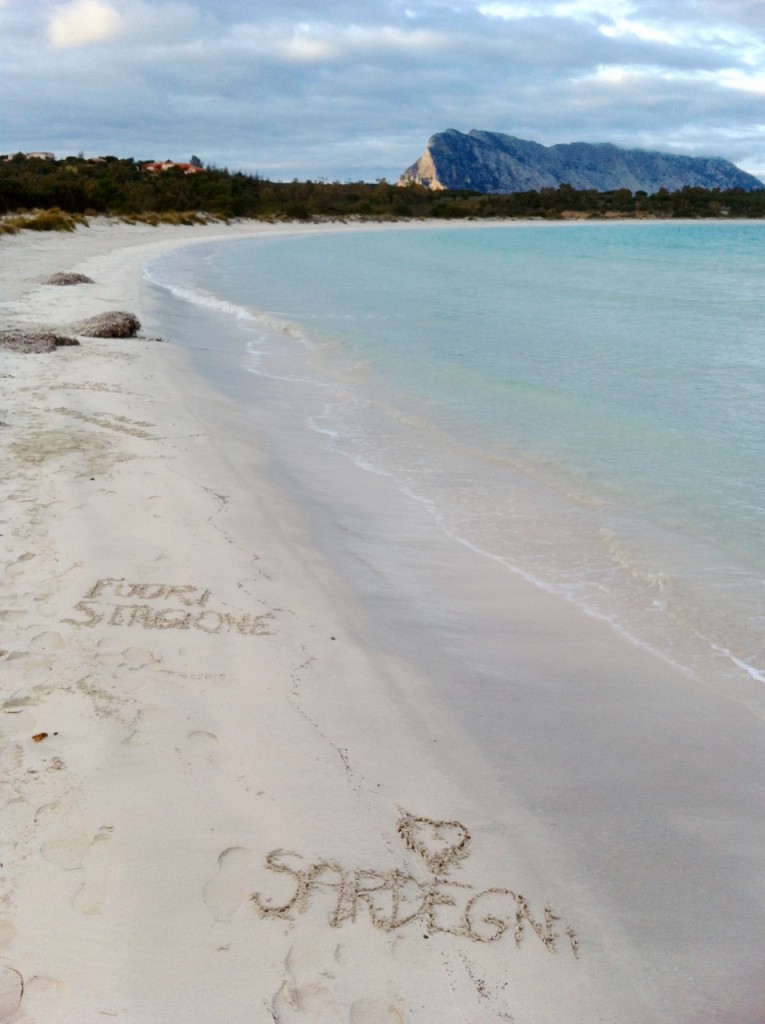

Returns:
2,153,765,223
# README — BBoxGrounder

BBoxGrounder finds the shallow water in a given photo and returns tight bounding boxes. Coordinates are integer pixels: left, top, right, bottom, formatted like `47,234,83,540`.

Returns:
145,221,765,693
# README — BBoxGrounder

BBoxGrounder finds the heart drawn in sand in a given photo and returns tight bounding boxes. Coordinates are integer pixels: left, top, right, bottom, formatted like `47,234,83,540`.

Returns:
397,813,471,875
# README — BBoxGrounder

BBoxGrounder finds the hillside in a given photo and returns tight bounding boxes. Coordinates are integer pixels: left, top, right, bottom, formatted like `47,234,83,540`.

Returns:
399,130,764,194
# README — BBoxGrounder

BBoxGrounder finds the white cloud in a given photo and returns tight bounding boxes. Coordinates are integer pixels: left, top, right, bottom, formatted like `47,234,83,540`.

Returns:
235,20,450,64
599,19,683,45
477,1,633,21
284,30,335,63
551,0,631,18
48,0,123,48
594,64,627,82
477,3,544,18
711,67,765,95
46,0,202,49
342,24,449,55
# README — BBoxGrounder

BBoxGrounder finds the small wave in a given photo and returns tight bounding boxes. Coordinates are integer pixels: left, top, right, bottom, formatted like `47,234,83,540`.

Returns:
306,418,341,441
598,527,670,592
710,645,765,685
242,364,329,386
144,261,316,349
308,417,393,476
351,455,393,478
143,263,258,324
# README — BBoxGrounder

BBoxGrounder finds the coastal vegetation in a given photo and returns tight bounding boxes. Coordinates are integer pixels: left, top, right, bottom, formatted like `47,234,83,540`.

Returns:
2,153,765,227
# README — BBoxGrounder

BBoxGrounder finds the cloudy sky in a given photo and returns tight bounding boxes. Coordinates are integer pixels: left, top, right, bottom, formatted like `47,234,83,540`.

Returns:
2,0,765,181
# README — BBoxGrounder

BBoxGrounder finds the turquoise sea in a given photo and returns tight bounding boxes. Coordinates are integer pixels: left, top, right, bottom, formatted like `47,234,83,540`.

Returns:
145,221,765,693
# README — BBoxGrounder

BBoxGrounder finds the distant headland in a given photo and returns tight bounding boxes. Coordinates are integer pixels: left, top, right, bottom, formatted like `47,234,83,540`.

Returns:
398,129,764,194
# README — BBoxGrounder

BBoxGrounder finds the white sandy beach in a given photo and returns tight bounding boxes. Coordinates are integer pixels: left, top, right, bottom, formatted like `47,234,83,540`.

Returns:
1,218,764,1024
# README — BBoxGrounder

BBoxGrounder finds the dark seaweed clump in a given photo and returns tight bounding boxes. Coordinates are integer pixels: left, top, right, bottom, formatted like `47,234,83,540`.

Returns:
74,311,141,337
44,272,94,286
0,329,80,353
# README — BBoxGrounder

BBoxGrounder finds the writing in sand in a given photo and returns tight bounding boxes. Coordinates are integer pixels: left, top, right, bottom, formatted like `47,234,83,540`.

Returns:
63,577,273,636
252,814,579,957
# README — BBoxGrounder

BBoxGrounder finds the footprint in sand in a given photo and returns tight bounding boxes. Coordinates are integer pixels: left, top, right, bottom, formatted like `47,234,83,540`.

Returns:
272,979,344,1024
95,637,124,663
29,630,64,652
72,880,104,917
0,651,29,665
96,640,161,669
0,608,26,624
204,847,257,921
94,642,161,693
0,743,24,773
119,646,160,670
122,706,175,745
272,940,407,1024
40,832,93,871
0,916,17,950
0,964,23,1022
350,1000,406,1024
35,801,105,871
34,599,59,620
186,730,220,768
272,989,405,1024
4,553,35,580
12,975,64,1020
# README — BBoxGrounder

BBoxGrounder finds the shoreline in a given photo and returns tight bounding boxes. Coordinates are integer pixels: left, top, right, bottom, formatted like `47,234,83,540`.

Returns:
1,219,764,1023
144,217,765,698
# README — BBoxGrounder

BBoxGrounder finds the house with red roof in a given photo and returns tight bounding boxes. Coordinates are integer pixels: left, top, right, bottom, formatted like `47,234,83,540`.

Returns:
141,160,205,175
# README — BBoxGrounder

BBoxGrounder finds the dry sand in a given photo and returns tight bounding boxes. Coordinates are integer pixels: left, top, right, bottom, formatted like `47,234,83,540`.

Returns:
0,218,763,1023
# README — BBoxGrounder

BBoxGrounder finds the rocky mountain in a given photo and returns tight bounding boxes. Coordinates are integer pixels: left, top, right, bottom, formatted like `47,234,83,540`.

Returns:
398,129,763,194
